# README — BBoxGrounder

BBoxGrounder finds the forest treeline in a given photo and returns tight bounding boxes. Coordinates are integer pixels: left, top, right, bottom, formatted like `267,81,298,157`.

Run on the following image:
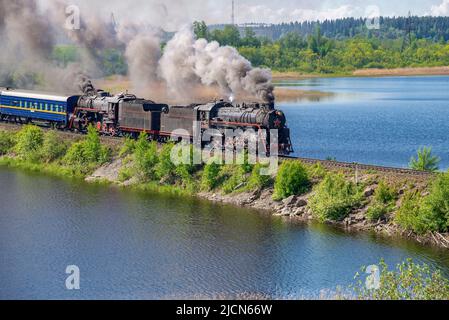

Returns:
194,19,449,74
49,16,449,77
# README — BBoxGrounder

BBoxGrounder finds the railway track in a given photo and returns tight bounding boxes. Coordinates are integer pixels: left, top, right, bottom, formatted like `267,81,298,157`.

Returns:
281,155,435,178
0,121,436,179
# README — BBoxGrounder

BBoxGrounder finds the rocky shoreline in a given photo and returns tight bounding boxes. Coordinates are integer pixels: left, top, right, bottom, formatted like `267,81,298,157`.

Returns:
87,159,449,250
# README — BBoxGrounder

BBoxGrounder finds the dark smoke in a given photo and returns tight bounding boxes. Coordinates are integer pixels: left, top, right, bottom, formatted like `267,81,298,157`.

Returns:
76,73,96,95
1,1,275,102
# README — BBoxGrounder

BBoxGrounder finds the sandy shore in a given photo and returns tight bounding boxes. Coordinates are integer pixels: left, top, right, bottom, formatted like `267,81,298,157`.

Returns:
273,66,449,80
95,76,333,104
353,66,449,77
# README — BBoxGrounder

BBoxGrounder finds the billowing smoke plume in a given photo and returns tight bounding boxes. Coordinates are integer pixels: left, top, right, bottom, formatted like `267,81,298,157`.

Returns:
116,23,162,94
0,1,275,102
158,27,274,103
0,0,55,89
0,0,97,93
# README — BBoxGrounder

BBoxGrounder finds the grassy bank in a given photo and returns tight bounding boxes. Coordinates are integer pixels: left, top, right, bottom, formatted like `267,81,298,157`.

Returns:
1,125,449,248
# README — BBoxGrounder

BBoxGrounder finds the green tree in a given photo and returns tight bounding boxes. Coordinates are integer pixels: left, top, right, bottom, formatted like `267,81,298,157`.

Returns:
241,28,261,47
52,45,79,67
308,27,334,59
101,49,127,76
279,32,307,50
409,147,440,172
193,21,209,40
210,25,241,47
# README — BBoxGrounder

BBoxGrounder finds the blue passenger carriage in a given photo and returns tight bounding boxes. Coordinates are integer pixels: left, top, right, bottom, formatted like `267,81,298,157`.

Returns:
0,88,79,127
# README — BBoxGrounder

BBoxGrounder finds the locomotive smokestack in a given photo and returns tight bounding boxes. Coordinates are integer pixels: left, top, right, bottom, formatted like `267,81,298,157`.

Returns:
76,74,96,95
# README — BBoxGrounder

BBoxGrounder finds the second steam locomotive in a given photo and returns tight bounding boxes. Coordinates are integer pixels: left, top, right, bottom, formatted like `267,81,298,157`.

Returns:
0,87,294,155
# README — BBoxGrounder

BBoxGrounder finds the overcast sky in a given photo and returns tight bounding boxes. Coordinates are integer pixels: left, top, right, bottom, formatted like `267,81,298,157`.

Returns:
41,0,449,30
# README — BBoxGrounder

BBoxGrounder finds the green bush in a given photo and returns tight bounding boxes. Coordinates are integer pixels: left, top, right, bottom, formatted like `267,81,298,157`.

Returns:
64,142,86,165
0,131,15,155
119,136,136,157
64,125,110,166
221,165,246,194
155,143,176,180
246,164,272,191
366,181,396,222
40,131,67,163
395,192,430,234
273,161,310,200
352,259,449,300
118,166,134,183
309,173,362,222
173,145,200,183
374,181,396,204
367,203,391,222
134,133,159,180
14,125,44,161
396,173,449,234
422,172,449,232
83,125,110,164
201,161,222,191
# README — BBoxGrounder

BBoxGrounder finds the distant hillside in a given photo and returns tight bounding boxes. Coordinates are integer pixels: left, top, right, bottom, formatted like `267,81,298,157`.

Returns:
210,16,449,42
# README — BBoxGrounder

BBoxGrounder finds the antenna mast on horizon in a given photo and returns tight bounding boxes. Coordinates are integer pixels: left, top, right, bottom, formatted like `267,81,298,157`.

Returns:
232,0,235,25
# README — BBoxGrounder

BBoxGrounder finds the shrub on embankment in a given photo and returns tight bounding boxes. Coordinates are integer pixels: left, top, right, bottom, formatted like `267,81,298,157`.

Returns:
0,130,15,155
351,259,449,300
309,173,363,222
273,161,310,200
0,125,111,176
4,126,449,241
366,181,397,222
396,171,449,235
64,125,110,168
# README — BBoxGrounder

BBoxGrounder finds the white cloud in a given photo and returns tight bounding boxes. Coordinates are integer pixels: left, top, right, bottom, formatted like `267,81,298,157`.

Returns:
430,0,449,16
236,4,360,24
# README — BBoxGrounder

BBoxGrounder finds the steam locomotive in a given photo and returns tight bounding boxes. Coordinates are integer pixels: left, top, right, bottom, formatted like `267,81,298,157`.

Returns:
0,87,294,155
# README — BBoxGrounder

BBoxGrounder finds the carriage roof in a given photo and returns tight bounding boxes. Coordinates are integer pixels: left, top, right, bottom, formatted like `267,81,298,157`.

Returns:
0,88,78,102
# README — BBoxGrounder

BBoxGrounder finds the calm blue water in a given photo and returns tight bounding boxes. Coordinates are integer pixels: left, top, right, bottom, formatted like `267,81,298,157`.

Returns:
278,76,449,170
1,168,449,300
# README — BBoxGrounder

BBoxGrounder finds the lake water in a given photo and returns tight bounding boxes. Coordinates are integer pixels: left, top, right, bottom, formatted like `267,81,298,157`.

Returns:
1,167,449,300
278,76,449,170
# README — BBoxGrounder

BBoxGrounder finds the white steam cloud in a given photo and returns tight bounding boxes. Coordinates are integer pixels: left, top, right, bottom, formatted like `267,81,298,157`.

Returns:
1,0,275,102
